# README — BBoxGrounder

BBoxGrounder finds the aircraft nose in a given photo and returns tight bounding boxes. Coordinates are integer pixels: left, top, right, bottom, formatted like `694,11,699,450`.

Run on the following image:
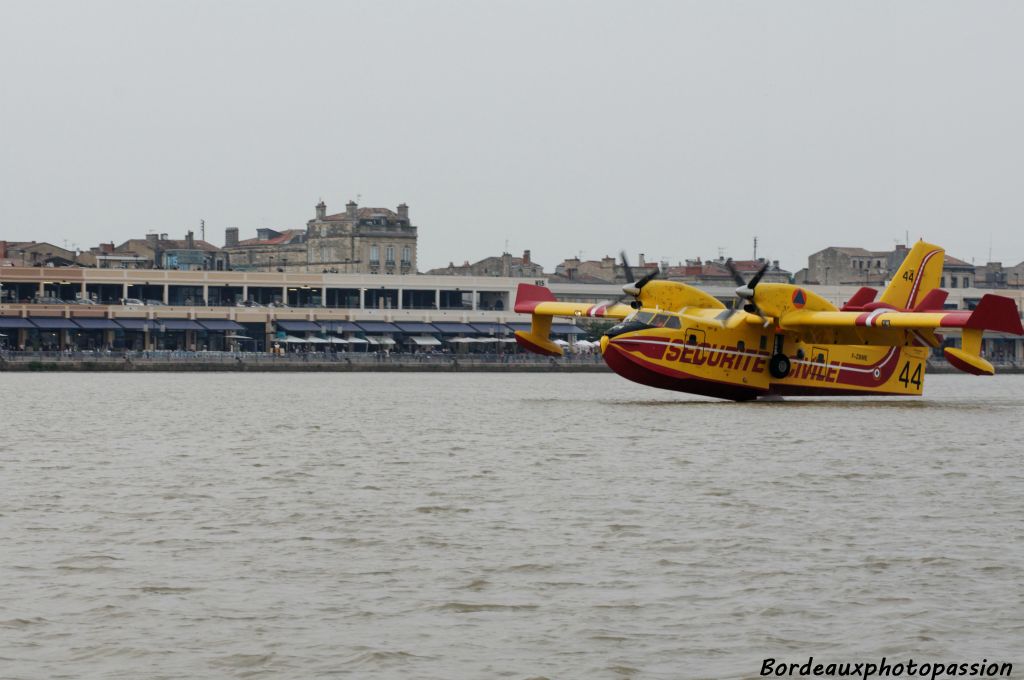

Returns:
600,335,610,355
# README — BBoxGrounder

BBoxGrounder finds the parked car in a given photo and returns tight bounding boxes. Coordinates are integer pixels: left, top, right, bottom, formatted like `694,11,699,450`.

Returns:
31,296,66,305
123,298,145,307
144,299,165,306
70,298,98,305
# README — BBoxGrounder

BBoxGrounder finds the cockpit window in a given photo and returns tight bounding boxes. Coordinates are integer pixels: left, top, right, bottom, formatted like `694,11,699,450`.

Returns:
649,314,681,329
630,311,655,325
627,311,680,329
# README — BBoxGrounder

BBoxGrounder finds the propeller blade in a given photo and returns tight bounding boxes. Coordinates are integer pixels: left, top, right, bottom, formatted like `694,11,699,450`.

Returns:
724,258,746,287
746,261,770,289
619,251,634,286
634,264,660,291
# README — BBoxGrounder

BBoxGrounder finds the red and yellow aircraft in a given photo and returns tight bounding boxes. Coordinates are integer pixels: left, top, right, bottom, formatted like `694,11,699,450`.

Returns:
514,241,1024,401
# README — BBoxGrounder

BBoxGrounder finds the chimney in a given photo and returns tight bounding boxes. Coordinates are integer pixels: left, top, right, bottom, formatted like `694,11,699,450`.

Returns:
501,252,512,277
186,230,194,249
346,200,358,220
146,233,159,248
397,203,409,220
522,249,531,264
638,253,646,267
225,227,239,248
316,200,326,220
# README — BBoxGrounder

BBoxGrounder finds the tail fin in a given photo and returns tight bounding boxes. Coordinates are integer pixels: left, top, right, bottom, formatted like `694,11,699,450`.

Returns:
879,241,945,309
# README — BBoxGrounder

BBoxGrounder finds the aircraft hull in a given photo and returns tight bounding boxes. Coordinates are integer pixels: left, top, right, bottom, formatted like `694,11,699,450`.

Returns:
602,330,930,401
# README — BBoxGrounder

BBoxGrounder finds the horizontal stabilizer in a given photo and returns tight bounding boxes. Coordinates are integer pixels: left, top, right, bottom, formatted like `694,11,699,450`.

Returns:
965,294,1024,335
913,289,948,312
514,283,557,313
840,287,878,311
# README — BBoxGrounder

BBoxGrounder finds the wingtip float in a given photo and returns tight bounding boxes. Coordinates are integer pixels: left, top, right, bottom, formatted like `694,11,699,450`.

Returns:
514,241,1023,401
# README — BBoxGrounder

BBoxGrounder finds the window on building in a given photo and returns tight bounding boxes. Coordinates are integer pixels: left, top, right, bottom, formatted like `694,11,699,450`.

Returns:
370,245,379,263
950,276,958,288
385,246,394,263
402,246,411,264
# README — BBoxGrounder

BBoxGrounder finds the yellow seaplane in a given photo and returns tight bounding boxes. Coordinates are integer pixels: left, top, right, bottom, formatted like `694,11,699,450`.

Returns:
514,241,1023,401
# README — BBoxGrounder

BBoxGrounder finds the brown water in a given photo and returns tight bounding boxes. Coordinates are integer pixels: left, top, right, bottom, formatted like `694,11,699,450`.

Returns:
0,373,1021,679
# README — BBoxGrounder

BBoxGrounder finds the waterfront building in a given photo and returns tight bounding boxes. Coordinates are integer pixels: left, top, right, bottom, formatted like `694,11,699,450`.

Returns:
105,232,226,271
1,264,1020,361
0,266,551,352
662,258,792,285
797,243,978,288
222,228,307,272
0,241,80,267
223,200,419,274
425,250,544,278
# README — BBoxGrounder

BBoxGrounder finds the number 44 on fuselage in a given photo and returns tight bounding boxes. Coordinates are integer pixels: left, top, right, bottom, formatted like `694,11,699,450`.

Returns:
513,241,1023,401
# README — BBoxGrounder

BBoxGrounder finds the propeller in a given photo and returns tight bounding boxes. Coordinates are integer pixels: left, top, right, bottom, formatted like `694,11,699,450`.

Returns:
594,252,661,313
722,258,770,323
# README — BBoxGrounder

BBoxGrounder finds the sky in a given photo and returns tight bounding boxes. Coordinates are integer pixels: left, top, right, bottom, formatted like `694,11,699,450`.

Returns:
2,1,1023,273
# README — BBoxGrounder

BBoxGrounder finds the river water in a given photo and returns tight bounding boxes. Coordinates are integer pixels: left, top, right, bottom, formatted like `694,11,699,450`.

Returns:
1,373,1021,679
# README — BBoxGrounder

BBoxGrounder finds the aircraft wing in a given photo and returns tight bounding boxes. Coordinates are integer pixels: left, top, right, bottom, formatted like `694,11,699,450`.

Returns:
514,284,632,320
513,283,630,356
779,294,1023,334
779,293,1023,375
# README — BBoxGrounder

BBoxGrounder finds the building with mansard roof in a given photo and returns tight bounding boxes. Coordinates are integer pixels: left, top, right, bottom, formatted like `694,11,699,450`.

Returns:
221,199,418,274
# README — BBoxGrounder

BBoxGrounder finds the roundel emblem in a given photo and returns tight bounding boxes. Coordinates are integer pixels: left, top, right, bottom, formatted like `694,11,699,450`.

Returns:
791,288,806,309
873,368,881,380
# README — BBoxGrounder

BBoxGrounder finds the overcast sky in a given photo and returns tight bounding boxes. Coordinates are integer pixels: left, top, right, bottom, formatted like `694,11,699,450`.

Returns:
2,1,1023,272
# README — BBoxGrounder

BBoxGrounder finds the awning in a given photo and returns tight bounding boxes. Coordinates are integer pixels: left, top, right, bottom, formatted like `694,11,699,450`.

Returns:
327,336,348,344
115,319,151,331
199,319,245,332
0,316,36,329
447,336,479,343
158,319,204,331
344,337,369,344
356,321,401,333
71,318,121,330
395,322,439,333
470,323,511,335
30,317,80,330
276,320,322,332
318,320,361,332
432,322,477,334
305,336,329,344
365,336,396,345
409,336,442,346
281,335,310,343
225,334,255,341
